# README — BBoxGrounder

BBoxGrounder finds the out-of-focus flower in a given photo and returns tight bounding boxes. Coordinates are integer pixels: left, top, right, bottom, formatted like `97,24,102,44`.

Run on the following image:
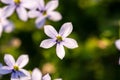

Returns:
115,39,120,50
30,68,61,80
42,63,55,74
0,8,14,37
9,38,21,48
1,0,38,21
28,0,62,28
40,22,78,59
0,54,30,80
30,68,51,80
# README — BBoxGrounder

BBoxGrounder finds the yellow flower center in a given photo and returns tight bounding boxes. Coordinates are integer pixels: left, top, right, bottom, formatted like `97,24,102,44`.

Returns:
14,65,19,71
56,35,63,43
14,0,20,5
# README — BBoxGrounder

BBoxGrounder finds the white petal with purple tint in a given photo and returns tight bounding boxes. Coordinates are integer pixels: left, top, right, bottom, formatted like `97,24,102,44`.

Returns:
40,39,56,48
4,54,15,67
16,55,29,68
59,22,73,38
56,44,65,59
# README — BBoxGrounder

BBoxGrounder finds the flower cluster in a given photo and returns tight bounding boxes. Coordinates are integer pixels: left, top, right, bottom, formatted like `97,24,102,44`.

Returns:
0,0,78,80
0,0,62,36
0,54,61,80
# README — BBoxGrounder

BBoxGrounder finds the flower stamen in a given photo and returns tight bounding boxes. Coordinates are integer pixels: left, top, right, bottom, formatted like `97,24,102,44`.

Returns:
40,10,47,16
14,0,20,5
56,35,63,43
14,65,19,71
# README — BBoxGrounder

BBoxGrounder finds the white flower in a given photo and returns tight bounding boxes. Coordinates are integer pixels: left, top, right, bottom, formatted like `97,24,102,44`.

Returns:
1,0,38,21
0,54,30,80
0,8,14,37
31,68,51,80
40,22,78,59
28,0,62,28
22,68,51,80
31,68,62,80
30,68,61,80
115,39,120,50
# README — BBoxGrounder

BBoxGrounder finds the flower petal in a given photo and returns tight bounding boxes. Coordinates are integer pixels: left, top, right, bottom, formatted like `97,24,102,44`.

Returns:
44,25,58,38
32,68,42,80
0,8,4,17
16,6,28,21
35,16,46,28
19,69,30,77
115,39,120,50
40,39,56,48
59,22,73,38
48,11,62,21
4,54,15,67
21,0,38,9
63,38,78,49
16,55,29,68
4,22,14,33
2,19,14,33
56,44,65,59
38,0,45,10
0,66,12,74
20,76,30,80
11,72,19,80
42,73,51,80
1,0,13,4
3,5,15,18
46,0,58,11
28,10,40,18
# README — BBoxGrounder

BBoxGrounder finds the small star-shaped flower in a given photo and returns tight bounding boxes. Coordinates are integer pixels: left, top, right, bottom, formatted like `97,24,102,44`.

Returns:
0,54,30,80
28,0,62,28
40,22,78,59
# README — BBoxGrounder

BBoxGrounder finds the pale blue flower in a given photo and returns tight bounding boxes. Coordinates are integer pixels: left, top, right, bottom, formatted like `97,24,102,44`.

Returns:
0,8,14,37
1,0,38,21
0,54,30,80
28,0,62,28
40,22,78,59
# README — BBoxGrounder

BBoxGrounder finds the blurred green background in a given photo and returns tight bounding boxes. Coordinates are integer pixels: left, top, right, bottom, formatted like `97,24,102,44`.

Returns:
0,0,120,80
